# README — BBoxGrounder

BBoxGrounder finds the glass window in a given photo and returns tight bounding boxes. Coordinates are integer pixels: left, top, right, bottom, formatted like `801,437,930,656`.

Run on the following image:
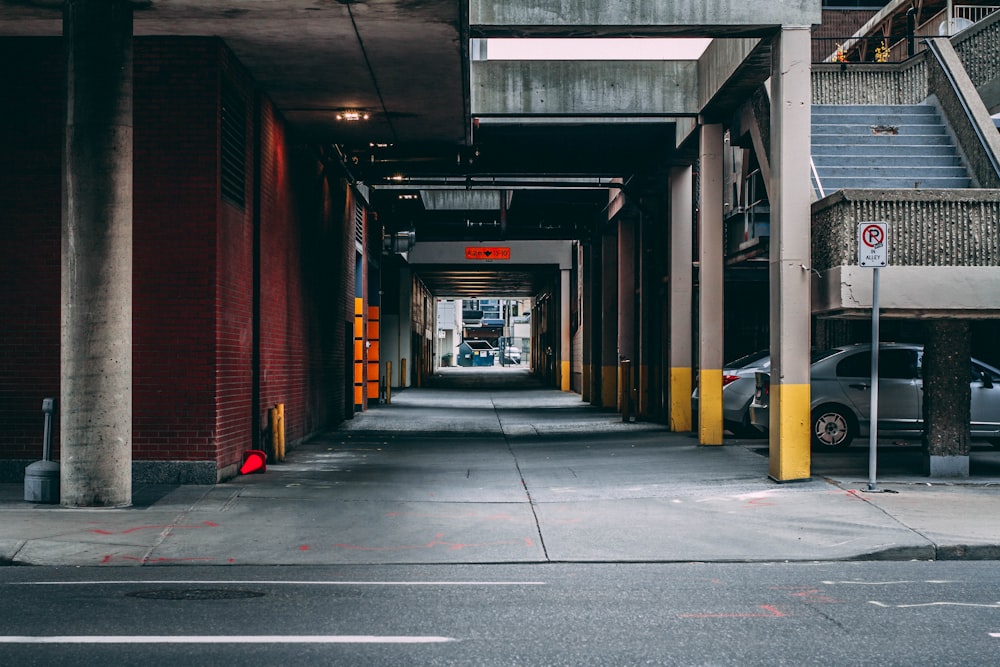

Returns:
836,349,917,379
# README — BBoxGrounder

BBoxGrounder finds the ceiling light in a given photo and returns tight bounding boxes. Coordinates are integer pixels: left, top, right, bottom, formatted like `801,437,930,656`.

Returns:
336,110,370,121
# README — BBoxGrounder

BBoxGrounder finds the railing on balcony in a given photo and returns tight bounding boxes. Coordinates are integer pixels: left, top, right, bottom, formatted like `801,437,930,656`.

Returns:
812,4,1000,65
812,35,910,64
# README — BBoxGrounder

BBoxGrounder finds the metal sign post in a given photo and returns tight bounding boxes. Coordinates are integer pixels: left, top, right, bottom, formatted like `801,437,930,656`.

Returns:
859,222,888,491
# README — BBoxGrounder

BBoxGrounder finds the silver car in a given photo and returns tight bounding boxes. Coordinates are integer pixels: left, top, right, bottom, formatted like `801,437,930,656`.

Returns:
748,343,1000,448
692,349,770,438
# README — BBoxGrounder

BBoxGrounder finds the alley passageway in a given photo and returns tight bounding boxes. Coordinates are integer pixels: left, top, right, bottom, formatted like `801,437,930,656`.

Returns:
6,368,1000,567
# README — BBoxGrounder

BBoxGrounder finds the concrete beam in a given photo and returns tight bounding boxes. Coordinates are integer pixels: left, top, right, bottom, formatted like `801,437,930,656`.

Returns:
407,240,573,269
814,266,1000,318
470,0,822,37
471,60,698,116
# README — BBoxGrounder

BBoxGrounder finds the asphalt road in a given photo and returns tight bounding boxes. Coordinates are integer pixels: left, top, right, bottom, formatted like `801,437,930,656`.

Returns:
2,562,999,666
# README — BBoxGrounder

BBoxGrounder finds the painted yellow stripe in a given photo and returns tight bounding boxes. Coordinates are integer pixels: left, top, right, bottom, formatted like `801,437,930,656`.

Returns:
698,368,723,445
560,361,570,391
768,383,812,482
601,366,617,408
669,367,692,432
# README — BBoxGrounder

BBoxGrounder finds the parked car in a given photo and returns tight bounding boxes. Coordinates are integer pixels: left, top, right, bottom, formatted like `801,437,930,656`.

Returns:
692,349,770,438
748,343,1000,449
503,346,522,364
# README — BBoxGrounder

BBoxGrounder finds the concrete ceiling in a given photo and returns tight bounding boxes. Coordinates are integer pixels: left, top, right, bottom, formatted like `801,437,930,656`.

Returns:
0,0,756,298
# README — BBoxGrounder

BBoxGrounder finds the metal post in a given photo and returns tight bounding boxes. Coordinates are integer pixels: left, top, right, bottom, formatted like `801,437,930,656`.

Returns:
906,8,916,57
868,268,880,491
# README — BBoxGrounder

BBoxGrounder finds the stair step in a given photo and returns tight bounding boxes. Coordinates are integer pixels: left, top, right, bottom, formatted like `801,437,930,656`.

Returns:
811,144,961,157
819,176,973,189
812,114,943,126
812,133,954,145
815,165,968,178
813,123,947,136
812,154,961,167
812,104,938,115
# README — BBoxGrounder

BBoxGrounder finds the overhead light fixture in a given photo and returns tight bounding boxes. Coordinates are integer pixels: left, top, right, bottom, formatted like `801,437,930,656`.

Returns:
336,110,370,121
398,193,419,200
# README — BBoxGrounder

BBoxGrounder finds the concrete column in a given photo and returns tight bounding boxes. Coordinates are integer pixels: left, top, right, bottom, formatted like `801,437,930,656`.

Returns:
559,268,571,391
581,242,593,402
768,26,813,482
618,216,636,399
61,0,134,507
669,166,694,432
698,124,725,445
601,226,619,408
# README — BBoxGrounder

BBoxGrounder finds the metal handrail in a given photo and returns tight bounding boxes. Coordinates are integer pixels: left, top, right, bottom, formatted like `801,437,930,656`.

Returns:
810,157,826,199
924,37,1000,180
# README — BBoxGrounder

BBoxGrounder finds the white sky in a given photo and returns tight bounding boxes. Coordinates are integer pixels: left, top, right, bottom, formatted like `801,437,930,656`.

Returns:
485,38,713,61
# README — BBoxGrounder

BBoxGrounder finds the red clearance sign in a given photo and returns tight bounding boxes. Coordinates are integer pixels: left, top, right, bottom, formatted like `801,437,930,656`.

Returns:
465,247,511,260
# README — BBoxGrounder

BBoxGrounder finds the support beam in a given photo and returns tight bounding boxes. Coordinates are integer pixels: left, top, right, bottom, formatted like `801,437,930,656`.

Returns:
601,226,619,408
618,216,636,403
60,0,134,507
669,166,694,432
560,268,571,391
768,27,812,482
698,124,725,445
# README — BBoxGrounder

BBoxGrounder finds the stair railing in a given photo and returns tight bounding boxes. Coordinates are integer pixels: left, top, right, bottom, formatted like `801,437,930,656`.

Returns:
924,37,1000,181
810,157,826,199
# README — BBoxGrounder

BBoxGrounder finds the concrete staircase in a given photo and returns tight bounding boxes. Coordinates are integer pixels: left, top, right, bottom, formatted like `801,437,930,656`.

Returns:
811,104,973,194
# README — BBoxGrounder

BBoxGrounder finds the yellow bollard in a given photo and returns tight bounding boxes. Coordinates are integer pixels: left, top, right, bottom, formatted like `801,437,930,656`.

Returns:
400,359,407,388
276,403,285,461
268,407,279,462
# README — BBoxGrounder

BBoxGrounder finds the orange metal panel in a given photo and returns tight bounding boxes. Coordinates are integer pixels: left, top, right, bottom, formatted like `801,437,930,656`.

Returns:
367,361,379,381
367,381,380,399
367,321,379,340
354,386,363,405
354,361,364,384
354,316,364,339
354,340,364,359
354,298,364,315
368,341,380,360
367,305,379,321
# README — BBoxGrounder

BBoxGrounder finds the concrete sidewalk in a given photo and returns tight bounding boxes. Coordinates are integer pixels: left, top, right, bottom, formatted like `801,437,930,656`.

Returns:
3,370,1000,566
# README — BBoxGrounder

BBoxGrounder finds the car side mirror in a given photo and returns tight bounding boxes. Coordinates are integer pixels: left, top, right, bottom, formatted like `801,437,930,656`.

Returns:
981,370,994,389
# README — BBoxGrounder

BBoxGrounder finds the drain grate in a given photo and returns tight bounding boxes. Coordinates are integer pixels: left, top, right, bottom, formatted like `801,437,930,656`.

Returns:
127,589,265,601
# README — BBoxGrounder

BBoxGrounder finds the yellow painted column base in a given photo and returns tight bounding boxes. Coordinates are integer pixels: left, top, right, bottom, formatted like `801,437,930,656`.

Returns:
560,360,570,391
601,366,618,408
698,368,724,445
768,383,812,482
669,367,692,432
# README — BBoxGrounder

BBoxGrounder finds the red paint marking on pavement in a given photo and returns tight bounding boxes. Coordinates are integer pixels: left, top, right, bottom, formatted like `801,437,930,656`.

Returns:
679,605,786,618
333,533,535,552
299,545,310,551
90,521,219,535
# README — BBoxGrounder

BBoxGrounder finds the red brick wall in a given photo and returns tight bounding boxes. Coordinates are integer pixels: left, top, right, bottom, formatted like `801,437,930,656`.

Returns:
0,39,63,464
133,38,222,465
1,36,352,481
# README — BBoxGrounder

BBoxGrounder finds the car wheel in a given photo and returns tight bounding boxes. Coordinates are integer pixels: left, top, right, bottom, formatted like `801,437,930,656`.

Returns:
811,404,855,449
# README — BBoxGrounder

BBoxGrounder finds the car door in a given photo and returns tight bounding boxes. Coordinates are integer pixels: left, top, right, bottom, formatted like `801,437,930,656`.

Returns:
970,361,1000,440
834,347,921,434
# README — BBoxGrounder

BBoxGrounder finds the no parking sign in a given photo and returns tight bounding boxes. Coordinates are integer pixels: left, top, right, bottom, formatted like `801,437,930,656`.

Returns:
858,222,888,267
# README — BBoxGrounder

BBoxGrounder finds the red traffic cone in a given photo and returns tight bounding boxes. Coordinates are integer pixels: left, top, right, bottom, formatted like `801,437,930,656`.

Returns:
240,450,267,474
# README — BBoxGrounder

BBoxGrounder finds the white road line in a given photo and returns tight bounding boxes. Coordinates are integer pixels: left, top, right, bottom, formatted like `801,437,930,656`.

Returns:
869,600,1000,609
9,580,545,586
0,636,455,644
822,580,957,585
